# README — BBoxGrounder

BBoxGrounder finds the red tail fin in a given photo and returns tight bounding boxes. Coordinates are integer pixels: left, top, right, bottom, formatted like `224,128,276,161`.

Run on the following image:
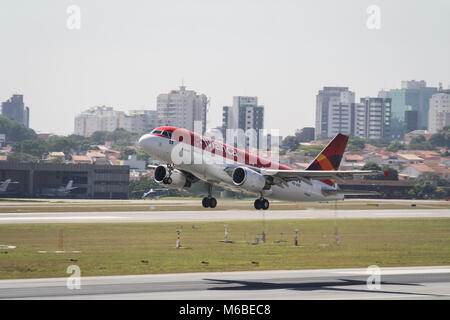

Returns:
306,133,349,171
306,134,349,186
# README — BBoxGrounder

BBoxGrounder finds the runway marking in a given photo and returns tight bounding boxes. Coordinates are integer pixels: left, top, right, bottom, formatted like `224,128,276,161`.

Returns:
335,267,450,275
0,216,124,221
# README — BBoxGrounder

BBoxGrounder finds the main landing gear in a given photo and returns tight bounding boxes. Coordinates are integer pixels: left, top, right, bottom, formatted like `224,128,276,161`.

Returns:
202,183,217,208
254,198,269,210
162,164,173,185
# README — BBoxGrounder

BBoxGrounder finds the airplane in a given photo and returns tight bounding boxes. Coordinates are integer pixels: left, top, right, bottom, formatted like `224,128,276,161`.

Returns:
140,188,169,199
40,180,78,197
138,126,382,210
0,179,19,195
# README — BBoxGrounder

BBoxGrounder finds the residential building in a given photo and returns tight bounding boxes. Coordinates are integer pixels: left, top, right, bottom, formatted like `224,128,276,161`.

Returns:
157,86,208,134
315,87,351,139
74,106,123,137
124,110,159,133
74,106,159,136
1,94,30,128
222,96,264,147
354,97,391,140
428,92,450,133
326,91,355,138
400,164,437,178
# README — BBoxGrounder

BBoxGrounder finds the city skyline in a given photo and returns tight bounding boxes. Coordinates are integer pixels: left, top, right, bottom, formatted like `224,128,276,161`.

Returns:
1,0,449,137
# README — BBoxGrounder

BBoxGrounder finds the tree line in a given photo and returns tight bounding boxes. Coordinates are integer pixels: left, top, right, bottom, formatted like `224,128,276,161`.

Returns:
0,116,144,162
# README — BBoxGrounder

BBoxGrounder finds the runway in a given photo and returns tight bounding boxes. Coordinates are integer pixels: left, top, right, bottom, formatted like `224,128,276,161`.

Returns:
1,266,449,299
0,209,449,224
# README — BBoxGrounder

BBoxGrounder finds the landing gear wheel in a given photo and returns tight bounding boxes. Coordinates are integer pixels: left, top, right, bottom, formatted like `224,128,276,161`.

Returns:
209,197,217,208
254,198,269,210
163,177,172,184
202,197,217,208
202,197,210,208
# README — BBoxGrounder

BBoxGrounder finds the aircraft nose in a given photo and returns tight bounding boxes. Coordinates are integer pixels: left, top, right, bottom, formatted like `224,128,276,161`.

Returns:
138,134,154,150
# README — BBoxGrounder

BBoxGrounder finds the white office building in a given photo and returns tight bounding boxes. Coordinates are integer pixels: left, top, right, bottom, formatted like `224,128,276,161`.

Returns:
74,106,158,137
428,92,450,133
157,86,208,133
326,91,355,138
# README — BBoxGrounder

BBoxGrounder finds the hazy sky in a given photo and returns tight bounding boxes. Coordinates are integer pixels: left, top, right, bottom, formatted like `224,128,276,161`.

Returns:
0,0,449,137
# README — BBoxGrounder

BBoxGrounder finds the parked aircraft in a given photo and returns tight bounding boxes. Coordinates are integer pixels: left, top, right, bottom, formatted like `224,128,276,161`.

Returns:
40,180,78,197
0,179,18,195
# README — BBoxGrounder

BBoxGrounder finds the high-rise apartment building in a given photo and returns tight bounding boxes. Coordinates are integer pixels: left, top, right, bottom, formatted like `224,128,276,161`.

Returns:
222,96,264,147
326,91,355,138
315,87,352,139
125,110,159,133
354,97,391,140
428,92,450,133
1,94,30,128
157,86,208,134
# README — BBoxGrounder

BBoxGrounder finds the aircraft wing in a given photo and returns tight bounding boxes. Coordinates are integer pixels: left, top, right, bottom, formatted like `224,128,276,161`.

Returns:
259,169,383,184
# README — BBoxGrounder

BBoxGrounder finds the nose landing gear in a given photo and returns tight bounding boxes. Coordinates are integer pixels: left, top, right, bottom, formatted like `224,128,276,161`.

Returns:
254,198,269,210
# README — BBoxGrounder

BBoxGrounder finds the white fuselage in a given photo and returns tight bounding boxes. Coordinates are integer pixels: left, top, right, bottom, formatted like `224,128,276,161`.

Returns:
139,134,343,202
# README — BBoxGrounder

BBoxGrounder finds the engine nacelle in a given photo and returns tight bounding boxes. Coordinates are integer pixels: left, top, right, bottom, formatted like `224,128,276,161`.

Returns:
154,165,188,189
154,165,170,183
231,166,267,193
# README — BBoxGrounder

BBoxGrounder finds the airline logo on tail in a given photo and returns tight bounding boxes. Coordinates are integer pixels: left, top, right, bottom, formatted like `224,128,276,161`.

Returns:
306,133,349,186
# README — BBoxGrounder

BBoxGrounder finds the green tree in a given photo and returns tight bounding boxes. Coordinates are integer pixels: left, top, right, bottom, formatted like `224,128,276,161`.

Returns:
362,162,382,180
120,148,136,160
300,145,325,157
381,166,399,180
387,140,405,152
12,139,48,158
416,172,450,187
90,131,110,145
408,135,433,150
0,115,37,143
129,176,159,199
346,137,365,152
6,152,39,163
429,126,450,148
281,135,300,151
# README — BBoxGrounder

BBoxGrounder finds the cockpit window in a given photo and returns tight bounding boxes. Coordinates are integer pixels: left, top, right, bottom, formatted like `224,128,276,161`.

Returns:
165,131,172,139
152,130,162,135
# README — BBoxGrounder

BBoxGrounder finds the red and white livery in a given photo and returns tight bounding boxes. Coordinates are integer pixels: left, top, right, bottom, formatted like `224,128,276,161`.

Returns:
138,126,380,209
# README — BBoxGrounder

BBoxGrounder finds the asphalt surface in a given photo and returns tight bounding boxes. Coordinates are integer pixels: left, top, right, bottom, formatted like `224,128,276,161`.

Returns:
1,266,449,299
0,209,449,224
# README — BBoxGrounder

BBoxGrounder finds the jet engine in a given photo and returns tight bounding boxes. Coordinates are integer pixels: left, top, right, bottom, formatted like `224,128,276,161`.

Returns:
231,166,268,193
153,165,189,189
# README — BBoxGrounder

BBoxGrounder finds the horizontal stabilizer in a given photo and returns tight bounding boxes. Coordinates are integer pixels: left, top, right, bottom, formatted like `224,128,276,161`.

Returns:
321,189,380,196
